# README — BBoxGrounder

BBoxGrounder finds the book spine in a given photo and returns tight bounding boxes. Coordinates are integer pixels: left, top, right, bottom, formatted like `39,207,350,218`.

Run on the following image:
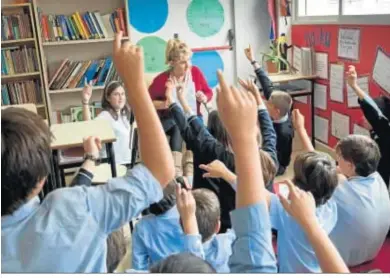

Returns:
94,12,107,39
117,8,126,36
68,15,80,40
83,13,95,39
64,16,75,40
88,12,101,39
75,12,89,39
71,14,84,39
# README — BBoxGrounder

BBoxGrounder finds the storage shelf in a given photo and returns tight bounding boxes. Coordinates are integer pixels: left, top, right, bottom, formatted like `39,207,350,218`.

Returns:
1,38,35,46
2,3,31,9
42,36,129,47
49,86,105,94
1,72,41,81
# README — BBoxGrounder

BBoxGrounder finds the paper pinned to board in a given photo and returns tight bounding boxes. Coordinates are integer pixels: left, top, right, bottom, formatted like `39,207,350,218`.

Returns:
315,53,329,80
314,83,327,110
294,96,308,104
331,111,350,139
353,124,371,137
338,28,361,61
315,115,329,144
347,76,369,108
373,48,390,94
293,46,302,73
330,64,345,103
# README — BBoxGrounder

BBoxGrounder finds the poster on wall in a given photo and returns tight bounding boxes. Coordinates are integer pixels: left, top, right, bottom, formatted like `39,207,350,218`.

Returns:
315,52,328,80
338,28,361,61
314,83,327,110
314,115,329,144
353,124,371,137
347,76,369,108
331,111,350,139
330,63,345,103
373,48,390,94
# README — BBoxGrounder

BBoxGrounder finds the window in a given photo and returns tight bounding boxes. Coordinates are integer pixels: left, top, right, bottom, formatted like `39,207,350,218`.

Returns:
295,0,390,24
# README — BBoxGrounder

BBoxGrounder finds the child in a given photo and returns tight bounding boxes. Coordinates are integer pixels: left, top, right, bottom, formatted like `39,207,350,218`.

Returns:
346,65,390,187
166,78,277,232
245,45,294,176
204,108,339,273
1,32,175,273
150,253,215,273
329,134,390,266
132,180,183,270
82,80,132,166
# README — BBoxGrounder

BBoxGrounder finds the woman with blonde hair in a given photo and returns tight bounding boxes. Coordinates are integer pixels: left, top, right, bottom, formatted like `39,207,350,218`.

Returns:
149,38,213,177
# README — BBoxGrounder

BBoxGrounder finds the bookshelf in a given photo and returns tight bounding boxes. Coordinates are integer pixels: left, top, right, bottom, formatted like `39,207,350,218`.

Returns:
32,0,131,124
1,2,49,121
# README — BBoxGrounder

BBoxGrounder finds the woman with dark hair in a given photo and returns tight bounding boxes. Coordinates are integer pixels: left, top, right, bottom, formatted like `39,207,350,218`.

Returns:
81,80,132,165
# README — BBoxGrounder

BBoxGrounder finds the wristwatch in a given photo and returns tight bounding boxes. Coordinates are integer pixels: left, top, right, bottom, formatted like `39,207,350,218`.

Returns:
84,153,100,166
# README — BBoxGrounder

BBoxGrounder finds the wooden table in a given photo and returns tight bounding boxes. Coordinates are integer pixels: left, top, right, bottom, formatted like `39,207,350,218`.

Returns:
269,73,317,147
50,119,117,191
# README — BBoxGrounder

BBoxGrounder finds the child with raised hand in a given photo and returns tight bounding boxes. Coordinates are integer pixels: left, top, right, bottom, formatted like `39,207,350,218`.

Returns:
244,45,294,176
1,31,174,273
346,65,390,187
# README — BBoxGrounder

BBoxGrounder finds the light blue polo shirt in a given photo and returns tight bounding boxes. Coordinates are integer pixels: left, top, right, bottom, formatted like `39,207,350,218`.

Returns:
330,172,390,266
270,194,338,273
1,165,163,273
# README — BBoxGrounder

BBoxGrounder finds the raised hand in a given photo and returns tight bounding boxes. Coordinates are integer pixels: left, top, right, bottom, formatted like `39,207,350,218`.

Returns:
238,77,262,106
82,78,93,104
292,109,305,131
244,44,255,62
346,65,358,89
83,136,102,158
216,70,258,143
176,184,198,235
199,160,229,179
195,91,208,104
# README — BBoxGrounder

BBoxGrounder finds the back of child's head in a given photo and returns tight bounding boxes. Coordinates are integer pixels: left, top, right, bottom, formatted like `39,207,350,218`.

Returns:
259,149,277,186
192,188,220,242
106,229,127,273
269,90,292,117
1,108,52,216
207,110,231,149
335,134,381,177
148,179,177,216
150,253,216,273
293,151,338,206
373,95,390,120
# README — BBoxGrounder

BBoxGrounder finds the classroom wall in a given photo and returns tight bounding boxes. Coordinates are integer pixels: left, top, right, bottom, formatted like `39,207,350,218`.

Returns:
291,24,390,148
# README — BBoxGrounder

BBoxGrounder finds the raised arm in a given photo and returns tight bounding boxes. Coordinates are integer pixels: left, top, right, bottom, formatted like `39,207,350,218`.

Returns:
292,109,315,152
81,79,93,121
113,31,174,186
279,180,349,273
216,70,277,273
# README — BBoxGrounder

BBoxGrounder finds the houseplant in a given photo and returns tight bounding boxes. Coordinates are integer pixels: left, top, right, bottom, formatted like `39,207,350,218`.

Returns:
261,41,292,74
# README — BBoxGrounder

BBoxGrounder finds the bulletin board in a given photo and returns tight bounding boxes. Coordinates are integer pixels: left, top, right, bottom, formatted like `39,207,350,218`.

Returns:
291,24,390,148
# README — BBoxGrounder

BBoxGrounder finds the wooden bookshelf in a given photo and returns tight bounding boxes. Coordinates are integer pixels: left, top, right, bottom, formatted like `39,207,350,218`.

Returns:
1,2,49,121
32,0,131,124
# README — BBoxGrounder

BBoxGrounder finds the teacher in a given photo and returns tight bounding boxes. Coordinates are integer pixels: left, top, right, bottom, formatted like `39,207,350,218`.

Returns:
149,38,213,177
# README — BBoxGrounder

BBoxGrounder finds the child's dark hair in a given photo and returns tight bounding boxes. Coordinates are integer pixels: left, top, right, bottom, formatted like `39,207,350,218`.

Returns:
192,188,220,242
150,253,216,273
1,108,52,216
101,81,131,121
293,151,338,206
207,110,231,149
335,134,381,177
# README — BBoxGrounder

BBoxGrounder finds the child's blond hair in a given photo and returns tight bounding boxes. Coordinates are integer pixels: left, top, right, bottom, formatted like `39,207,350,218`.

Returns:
269,90,293,117
165,38,192,64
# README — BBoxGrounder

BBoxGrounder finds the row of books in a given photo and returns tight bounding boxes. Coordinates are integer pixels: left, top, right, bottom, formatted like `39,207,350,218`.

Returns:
1,46,39,75
52,102,103,124
1,13,33,41
38,9,127,42
1,80,43,106
49,57,121,90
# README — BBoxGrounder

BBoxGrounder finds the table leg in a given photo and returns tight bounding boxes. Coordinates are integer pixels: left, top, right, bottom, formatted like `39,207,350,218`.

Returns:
106,143,117,178
52,149,62,190
310,81,316,148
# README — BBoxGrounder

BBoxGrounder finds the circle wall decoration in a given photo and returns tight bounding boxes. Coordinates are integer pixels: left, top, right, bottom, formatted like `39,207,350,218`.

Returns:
191,51,224,88
187,0,225,38
128,0,169,33
136,36,168,73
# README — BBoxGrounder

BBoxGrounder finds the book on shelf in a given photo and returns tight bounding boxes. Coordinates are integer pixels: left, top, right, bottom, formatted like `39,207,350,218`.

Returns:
1,9,33,41
1,80,43,106
38,8,128,42
1,45,39,75
49,57,122,90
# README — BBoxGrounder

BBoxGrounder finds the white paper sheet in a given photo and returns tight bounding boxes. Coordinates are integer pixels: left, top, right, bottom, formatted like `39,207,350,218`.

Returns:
315,53,329,80
294,96,308,104
338,28,361,61
315,115,329,144
347,76,369,108
314,83,327,110
373,48,390,94
353,124,371,137
330,64,344,103
331,111,350,139
293,46,302,73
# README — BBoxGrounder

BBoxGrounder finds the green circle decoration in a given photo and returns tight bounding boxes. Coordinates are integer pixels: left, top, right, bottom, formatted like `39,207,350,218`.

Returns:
136,36,168,73
187,0,225,38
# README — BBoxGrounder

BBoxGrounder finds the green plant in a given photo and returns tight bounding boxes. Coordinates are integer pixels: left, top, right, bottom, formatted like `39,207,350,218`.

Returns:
260,42,293,72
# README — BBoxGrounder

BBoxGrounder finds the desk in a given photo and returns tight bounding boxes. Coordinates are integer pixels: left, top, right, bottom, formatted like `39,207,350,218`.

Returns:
269,73,317,146
50,120,117,190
